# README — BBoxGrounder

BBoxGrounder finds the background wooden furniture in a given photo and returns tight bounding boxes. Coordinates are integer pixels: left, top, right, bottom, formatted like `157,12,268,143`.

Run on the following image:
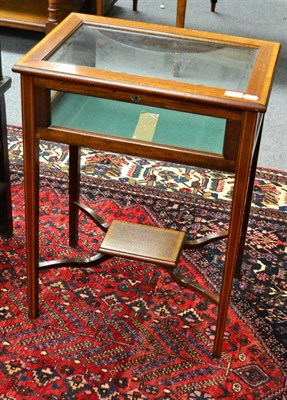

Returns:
0,40,12,238
0,0,216,32
0,0,118,32
176,0,218,27
0,0,86,32
95,0,218,27
0,0,117,32
13,14,280,357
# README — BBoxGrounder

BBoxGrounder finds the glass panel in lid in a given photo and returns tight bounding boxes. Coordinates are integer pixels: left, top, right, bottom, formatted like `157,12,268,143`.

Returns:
48,24,258,92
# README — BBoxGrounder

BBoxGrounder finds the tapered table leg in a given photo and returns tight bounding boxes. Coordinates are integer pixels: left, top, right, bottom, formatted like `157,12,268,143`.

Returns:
211,0,217,12
21,76,40,319
234,116,263,278
95,0,104,15
176,0,187,28
213,111,258,357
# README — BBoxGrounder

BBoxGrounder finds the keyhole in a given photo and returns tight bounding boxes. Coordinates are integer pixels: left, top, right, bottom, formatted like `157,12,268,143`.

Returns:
132,95,141,103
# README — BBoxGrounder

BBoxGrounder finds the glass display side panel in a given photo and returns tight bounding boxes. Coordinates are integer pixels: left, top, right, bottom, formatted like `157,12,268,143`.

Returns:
48,25,258,92
51,93,226,154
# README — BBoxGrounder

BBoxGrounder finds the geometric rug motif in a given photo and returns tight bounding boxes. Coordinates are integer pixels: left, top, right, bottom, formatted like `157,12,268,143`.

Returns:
1,163,286,399
7,125,287,211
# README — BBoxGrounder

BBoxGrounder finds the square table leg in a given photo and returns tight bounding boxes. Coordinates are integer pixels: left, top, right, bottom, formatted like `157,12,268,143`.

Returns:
213,110,259,356
176,0,187,28
211,0,217,12
21,75,40,318
95,0,104,15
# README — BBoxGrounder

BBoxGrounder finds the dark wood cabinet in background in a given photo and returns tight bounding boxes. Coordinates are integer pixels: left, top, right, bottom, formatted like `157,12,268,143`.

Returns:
0,42,12,238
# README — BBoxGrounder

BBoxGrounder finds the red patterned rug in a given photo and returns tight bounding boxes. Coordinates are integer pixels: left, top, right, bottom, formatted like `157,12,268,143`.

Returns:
0,127,286,399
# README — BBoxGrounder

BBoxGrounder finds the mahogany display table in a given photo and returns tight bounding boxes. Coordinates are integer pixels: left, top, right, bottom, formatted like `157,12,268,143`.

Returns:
13,13,280,357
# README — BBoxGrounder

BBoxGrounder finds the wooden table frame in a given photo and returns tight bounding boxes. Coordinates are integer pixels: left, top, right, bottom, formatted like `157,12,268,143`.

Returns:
13,14,280,357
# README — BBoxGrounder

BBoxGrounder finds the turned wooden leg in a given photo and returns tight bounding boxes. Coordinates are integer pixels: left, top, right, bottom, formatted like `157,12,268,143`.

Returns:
46,0,60,32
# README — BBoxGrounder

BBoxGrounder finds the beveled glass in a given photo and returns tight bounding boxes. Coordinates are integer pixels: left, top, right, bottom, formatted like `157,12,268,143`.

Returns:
48,24,258,92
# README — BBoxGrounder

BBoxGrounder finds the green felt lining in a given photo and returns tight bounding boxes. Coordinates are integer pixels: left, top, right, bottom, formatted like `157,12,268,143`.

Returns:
52,93,226,154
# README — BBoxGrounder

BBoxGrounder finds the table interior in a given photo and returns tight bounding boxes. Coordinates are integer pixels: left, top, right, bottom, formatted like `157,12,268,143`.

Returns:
52,93,226,154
